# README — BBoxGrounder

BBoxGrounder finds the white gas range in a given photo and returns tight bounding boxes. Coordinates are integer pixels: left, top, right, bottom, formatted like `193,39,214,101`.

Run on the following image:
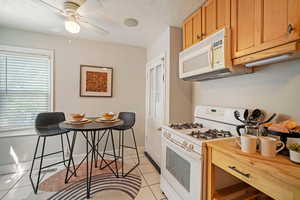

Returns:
160,105,246,200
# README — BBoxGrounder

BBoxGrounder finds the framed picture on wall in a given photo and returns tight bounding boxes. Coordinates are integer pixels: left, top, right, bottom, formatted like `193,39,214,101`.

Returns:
80,65,113,97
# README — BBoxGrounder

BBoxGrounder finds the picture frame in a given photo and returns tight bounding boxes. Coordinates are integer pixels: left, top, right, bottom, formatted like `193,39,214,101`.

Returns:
80,65,113,97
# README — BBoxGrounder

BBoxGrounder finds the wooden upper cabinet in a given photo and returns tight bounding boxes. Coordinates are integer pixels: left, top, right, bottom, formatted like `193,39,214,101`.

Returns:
193,9,202,44
258,0,300,51
183,17,194,49
231,0,257,58
232,0,300,58
202,0,216,37
202,0,231,38
183,9,202,49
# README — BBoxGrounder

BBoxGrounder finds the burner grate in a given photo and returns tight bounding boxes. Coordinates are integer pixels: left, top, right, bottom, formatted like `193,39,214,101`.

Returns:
189,129,232,140
169,122,203,130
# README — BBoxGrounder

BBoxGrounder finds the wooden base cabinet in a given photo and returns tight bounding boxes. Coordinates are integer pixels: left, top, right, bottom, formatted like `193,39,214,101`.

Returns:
206,139,300,200
232,0,300,59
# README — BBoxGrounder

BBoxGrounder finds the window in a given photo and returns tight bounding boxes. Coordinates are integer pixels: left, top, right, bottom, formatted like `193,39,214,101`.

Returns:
0,45,53,132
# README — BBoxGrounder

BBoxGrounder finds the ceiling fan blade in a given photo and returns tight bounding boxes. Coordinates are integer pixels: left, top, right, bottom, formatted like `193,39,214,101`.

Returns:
34,0,66,16
77,0,104,15
78,16,109,34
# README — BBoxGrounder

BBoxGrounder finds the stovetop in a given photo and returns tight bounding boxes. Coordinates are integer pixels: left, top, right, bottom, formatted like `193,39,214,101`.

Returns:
168,122,233,141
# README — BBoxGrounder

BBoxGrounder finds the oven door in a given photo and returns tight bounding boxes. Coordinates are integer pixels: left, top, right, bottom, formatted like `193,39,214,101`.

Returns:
161,135,203,200
179,44,213,79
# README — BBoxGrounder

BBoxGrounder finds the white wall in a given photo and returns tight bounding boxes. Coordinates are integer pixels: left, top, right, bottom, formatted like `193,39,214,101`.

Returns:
0,27,147,165
193,59,300,121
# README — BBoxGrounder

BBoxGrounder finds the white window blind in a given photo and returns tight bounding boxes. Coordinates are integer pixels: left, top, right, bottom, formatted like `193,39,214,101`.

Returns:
0,48,52,132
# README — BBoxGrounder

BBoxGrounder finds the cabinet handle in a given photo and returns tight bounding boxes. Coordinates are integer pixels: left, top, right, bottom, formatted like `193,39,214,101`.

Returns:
197,34,201,40
288,24,294,34
228,166,250,178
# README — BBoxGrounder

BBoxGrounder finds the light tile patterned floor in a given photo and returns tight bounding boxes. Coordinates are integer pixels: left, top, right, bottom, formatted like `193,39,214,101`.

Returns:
0,151,167,200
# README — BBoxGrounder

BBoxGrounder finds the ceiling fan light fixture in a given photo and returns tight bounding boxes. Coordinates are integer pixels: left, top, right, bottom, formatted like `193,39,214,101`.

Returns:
65,20,81,34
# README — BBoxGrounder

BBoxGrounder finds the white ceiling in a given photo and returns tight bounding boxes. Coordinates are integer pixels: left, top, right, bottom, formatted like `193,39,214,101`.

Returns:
0,0,204,48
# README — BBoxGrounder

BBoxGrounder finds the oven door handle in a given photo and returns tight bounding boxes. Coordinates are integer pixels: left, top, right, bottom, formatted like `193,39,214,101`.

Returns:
164,137,202,159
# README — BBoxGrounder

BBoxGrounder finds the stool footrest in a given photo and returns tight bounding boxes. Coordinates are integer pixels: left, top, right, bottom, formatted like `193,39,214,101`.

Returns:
103,152,121,159
35,151,63,159
122,145,136,149
41,160,70,169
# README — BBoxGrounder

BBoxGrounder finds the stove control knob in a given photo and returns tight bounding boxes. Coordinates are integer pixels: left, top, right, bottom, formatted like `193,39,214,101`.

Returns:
182,141,188,148
187,144,194,152
164,132,171,139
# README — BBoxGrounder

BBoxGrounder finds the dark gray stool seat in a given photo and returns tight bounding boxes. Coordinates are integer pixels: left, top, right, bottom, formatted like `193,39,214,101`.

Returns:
36,125,69,136
112,112,135,131
29,112,76,194
100,112,140,177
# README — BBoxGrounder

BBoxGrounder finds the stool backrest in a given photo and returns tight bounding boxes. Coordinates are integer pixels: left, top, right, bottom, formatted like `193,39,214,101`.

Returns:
35,112,66,134
118,112,135,129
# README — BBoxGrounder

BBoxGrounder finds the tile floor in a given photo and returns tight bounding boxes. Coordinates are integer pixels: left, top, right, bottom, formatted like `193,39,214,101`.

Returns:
0,149,167,200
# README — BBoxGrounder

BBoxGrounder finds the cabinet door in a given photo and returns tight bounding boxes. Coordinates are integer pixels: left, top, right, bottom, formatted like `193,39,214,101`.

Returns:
202,0,217,38
231,0,258,58
232,0,300,59
257,0,300,51
216,0,231,30
193,9,202,43
183,17,194,49
202,0,231,38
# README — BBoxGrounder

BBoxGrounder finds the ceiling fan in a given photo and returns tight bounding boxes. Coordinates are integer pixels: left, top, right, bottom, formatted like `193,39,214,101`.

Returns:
35,0,109,34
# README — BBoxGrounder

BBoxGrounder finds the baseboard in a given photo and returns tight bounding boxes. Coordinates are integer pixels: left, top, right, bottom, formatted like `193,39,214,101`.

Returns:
144,151,161,174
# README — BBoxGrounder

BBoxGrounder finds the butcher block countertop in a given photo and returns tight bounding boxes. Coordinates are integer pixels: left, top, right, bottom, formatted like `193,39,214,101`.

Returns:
205,138,300,200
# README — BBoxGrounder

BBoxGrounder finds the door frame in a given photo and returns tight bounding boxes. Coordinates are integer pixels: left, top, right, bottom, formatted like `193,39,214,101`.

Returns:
145,53,166,164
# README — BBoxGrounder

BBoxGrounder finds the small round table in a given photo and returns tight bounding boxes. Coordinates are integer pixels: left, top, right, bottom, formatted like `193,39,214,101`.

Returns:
59,119,123,199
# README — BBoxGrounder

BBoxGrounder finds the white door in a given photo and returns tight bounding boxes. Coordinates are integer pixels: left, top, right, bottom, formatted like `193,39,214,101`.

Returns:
145,55,165,166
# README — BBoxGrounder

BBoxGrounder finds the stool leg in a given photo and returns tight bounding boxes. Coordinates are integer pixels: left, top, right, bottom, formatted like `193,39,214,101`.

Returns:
131,128,140,165
29,136,40,193
118,131,121,158
121,130,124,176
121,128,140,177
61,134,66,168
30,136,46,194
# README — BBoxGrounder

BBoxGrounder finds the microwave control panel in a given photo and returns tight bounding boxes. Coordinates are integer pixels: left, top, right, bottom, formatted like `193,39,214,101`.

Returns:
212,39,224,68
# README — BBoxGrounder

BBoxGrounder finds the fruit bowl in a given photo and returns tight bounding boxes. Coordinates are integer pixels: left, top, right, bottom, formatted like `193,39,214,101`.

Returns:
102,112,115,120
70,113,85,122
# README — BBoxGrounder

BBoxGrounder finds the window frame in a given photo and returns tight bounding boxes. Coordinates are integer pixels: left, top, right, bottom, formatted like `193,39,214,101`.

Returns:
0,44,54,134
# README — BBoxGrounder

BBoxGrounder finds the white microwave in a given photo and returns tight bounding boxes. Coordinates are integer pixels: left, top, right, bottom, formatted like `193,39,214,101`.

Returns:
179,28,230,80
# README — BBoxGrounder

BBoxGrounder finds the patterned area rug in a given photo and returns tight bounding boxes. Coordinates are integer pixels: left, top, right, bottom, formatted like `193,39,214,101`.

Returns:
48,173,141,200
38,161,141,200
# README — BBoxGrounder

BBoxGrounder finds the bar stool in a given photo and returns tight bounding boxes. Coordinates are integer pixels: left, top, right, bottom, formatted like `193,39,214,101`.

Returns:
29,112,76,193
100,112,140,177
